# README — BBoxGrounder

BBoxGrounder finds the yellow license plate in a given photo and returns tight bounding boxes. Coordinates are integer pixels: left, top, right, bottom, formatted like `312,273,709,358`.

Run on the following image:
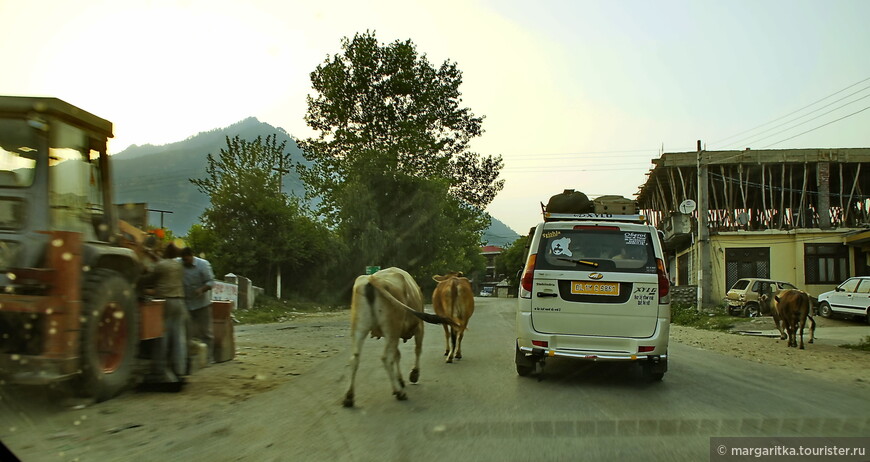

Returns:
571,281,620,296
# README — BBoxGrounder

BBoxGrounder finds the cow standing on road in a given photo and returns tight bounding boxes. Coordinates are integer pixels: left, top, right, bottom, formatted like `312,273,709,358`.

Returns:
343,267,457,407
432,272,475,363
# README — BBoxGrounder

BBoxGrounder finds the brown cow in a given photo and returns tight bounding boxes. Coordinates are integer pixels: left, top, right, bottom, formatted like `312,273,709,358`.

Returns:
343,267,457,407
432,272,475,363
759,292,788,341
772,289,816,349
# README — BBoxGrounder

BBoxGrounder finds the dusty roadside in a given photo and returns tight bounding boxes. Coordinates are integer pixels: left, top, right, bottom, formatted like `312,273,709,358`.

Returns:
671,315,870,389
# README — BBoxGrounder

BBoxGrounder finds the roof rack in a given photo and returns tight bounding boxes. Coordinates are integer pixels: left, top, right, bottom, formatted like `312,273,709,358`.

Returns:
543,212,647,223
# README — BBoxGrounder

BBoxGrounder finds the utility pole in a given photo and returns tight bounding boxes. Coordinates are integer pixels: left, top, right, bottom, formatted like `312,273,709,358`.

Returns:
273,156,290,300
148,208,174,229
696,140,712,310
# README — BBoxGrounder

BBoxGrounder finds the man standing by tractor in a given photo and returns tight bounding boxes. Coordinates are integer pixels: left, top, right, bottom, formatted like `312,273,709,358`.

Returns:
142,243,189,384
181,247,216,363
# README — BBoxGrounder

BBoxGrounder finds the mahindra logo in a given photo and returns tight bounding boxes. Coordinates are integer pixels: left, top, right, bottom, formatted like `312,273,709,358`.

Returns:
589,273,604,280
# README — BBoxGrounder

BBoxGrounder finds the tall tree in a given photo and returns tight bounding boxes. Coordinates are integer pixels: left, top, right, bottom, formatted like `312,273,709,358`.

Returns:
191,135,332,297
298,31,502,285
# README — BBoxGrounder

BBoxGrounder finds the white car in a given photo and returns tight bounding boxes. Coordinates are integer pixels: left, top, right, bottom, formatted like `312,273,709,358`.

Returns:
817,276,870,323
516,211,670,381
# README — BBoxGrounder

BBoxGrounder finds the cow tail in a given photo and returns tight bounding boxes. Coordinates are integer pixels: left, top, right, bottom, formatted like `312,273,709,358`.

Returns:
370,280,459,328
450,280,462,326
365,281,376,307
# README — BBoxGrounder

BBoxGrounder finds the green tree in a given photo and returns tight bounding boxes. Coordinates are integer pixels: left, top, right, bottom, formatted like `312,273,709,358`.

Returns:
191,135,332,297
496,235,530,290
298,31,502,289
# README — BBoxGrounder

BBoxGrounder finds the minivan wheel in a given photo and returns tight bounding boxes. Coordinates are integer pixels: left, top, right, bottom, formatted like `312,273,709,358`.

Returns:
515,345,536,377
642,364,665,382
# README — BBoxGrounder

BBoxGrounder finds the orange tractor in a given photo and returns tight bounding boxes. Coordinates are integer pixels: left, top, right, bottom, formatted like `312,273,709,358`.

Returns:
0,96,181,401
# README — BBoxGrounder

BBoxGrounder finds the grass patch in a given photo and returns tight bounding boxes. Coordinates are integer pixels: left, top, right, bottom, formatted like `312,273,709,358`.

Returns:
234,295,347,325
841,336,870,352
671,303,735,331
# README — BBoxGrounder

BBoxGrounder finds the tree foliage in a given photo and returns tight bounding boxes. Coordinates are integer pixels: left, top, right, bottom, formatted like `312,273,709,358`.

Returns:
298,31,502,289
495,235,530,289
190,135,333,297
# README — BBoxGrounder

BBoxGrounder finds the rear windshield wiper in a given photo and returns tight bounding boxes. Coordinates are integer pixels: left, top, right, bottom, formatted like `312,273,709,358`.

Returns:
556,257,599,268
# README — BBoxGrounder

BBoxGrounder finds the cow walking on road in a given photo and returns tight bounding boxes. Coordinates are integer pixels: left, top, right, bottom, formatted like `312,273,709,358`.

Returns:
432,272,475,363
772,289,816,349
343,267,457,407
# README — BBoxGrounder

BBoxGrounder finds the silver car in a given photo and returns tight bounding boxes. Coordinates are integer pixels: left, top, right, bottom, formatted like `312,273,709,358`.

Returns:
817,276,870,323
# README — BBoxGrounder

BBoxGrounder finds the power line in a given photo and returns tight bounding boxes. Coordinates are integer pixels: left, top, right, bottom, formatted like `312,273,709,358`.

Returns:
723,86,870,149
711,76,870,147
761,105,870,148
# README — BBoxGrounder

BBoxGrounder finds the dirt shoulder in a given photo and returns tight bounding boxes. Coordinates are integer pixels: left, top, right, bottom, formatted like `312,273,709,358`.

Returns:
671,315,870,389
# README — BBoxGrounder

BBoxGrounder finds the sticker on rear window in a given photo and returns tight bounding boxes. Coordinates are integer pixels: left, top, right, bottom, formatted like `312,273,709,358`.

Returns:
624,232,647,246
542,231,561,239
551,237,572,256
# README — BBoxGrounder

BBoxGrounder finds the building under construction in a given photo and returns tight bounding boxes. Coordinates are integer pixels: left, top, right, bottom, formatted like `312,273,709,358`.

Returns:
636,147,870,304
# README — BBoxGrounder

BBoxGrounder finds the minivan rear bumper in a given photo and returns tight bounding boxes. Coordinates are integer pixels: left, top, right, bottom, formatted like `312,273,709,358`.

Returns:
516,311,669,360
517,345,667,362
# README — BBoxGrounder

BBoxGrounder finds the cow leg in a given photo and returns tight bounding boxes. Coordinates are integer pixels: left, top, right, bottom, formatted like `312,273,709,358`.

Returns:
343,328,368,407
381,337,406,400
446,327,457,363
807,315,816,344
773,312,787,340
409,331,422,383
441,324,450,356
395,348,405,388
455,327,466,360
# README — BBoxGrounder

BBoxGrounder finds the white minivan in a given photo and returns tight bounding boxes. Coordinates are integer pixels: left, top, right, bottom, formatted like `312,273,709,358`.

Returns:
516,211,671,381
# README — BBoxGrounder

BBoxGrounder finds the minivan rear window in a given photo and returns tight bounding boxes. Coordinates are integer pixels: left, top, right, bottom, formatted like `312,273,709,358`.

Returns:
536,228,656,273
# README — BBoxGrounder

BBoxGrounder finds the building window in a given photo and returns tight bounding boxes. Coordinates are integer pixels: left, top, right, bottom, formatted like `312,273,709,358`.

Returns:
725,247,770,291
805,244,848,284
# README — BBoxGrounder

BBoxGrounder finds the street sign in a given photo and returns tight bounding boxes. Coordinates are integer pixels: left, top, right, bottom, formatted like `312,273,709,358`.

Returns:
365,266,381,275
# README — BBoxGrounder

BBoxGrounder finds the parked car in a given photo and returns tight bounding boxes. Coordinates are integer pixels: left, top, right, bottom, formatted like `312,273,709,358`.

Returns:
817,276,870,323
725,278,798,317
479,286,494,297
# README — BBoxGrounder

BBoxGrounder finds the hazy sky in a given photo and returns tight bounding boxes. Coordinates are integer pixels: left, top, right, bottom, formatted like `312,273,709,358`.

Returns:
3,0,869,234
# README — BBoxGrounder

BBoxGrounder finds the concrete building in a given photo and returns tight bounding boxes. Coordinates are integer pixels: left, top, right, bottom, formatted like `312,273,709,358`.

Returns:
636,147,870,304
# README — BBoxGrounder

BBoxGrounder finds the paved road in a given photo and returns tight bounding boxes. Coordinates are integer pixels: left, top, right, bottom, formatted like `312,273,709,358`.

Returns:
165,297,870,461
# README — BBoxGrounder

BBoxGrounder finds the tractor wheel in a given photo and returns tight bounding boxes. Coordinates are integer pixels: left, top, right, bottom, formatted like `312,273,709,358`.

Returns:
78,268,139,402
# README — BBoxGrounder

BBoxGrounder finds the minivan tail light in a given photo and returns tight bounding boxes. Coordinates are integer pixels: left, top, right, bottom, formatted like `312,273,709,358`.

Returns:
656,258,670,301
638,346,655,353
521,254,537,293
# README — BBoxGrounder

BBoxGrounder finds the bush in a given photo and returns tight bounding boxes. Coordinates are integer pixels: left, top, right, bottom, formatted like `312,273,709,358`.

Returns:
671,302,735,331
233,295,347,325
841,336,870,352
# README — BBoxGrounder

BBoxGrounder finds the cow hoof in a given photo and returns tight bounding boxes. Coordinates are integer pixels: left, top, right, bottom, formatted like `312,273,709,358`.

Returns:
394,391,407,401
456,353,462,359
409,368,420,383
444,351,449,356
445,357,453,364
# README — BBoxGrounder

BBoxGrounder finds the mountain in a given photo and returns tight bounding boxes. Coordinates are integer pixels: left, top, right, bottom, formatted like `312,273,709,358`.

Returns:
110,118,520,243
111,117,306,234
482,215,520,248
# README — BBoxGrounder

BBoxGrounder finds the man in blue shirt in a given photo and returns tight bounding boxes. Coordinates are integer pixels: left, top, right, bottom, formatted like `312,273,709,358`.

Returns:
181,247,216,363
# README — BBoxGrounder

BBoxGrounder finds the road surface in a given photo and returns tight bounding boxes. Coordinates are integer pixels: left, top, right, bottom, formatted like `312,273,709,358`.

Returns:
3,297,869,461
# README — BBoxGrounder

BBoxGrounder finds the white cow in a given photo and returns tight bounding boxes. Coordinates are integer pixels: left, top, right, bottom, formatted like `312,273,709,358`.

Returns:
343,267,457,407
